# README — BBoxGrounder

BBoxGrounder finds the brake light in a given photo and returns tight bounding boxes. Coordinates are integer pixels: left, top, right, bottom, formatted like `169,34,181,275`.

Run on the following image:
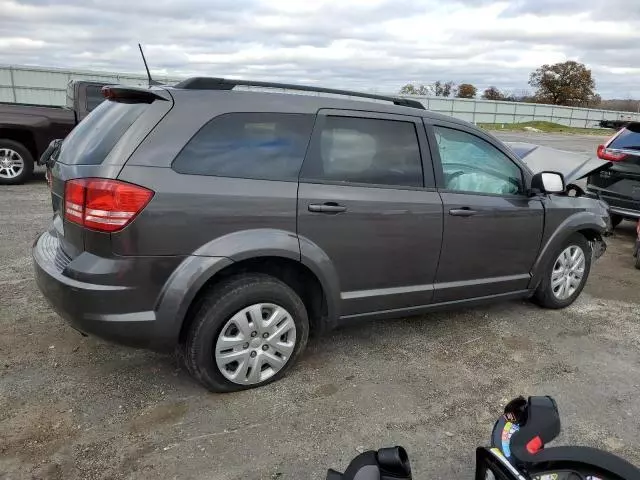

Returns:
64,178,153,232
597,144,627,162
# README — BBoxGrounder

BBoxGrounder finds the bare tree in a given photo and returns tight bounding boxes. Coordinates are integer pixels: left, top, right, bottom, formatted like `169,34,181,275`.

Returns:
399,84,431,95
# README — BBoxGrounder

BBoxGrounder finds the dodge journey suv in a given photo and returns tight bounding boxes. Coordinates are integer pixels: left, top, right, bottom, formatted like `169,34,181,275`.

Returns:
33,78,610,392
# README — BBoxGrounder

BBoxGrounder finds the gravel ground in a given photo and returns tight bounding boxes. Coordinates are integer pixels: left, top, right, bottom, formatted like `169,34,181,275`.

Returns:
1,133,639,479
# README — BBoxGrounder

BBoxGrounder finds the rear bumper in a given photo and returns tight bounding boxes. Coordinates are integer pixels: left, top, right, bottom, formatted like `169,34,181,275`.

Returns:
32,230,182,351
586,188,640,219
609,206,640,220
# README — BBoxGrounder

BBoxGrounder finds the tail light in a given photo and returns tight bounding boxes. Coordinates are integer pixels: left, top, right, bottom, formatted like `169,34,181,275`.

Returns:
64,178,153,232
597,144,627,162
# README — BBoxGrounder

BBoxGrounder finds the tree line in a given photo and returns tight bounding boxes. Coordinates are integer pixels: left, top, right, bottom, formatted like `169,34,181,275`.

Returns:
399,61,639,113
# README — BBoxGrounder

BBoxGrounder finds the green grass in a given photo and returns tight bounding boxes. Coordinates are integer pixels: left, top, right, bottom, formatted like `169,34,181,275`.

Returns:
478,121,607,135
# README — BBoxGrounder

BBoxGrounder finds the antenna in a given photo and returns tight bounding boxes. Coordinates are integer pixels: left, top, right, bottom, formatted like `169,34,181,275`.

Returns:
138,43,161,86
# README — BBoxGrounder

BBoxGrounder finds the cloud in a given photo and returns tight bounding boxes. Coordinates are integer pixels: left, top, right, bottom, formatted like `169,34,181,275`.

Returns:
0,0,639,98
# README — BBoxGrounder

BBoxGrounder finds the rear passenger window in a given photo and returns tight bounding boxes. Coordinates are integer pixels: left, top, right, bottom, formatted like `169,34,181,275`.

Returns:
172,113,315,181
301,116,423,188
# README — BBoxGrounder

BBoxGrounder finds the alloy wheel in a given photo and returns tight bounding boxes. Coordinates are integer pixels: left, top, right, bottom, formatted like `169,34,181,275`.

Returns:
0,148,24,180
551,245,586,300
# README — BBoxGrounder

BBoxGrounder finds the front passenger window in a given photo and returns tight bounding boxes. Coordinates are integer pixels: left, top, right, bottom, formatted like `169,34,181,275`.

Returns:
434,127,522,195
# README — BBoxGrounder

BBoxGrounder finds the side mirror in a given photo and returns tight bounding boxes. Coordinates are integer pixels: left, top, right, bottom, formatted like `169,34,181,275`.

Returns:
530,171,565,194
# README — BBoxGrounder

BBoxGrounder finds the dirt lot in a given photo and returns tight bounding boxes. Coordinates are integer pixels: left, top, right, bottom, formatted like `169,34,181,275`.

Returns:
1,132,639,480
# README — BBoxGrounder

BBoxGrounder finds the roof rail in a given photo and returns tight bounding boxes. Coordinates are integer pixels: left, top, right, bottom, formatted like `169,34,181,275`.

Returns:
173,77,426,110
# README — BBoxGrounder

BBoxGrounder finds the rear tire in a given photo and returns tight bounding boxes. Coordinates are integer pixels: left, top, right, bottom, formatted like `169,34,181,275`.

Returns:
533,233,592,309
183,274,309,392
0,139,34,185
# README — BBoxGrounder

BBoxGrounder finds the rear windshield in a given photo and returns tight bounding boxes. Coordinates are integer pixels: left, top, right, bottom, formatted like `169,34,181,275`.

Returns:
610,124,640,151
58,100,147,165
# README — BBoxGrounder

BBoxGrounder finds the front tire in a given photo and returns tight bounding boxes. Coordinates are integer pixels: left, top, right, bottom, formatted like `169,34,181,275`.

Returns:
533,233,592,309
0,139,34,185
183,274,309,392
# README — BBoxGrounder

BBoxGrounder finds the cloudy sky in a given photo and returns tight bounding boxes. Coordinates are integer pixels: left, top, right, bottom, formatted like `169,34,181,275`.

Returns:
1,0,639,98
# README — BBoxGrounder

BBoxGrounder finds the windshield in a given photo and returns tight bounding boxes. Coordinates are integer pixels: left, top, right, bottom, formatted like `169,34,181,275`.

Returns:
57,100,147,165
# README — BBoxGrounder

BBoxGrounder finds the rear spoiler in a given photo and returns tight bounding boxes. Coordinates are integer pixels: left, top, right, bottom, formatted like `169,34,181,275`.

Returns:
101,85,170,103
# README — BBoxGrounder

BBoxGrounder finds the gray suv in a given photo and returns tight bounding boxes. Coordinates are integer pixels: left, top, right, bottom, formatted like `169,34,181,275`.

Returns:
33,78,610,392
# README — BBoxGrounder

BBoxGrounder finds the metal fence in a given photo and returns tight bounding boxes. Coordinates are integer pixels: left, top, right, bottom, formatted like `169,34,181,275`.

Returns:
0,65,181,106
404,96,640,128
2,64,639,128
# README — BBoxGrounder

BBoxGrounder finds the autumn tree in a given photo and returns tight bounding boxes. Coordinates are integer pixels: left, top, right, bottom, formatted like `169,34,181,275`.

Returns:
482,86,505,100
528,61,596,106
456,83,477,98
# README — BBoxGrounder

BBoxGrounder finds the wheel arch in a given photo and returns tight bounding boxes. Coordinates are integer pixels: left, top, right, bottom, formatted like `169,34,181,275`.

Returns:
0,129,38,161
529,212,606,290
155,229,341,345
176,255,333,344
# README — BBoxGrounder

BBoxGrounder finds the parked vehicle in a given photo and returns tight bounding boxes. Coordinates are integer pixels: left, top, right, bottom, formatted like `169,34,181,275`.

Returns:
599,117,632,130
33,78,610,392
0,80,107,184
587,122,640,227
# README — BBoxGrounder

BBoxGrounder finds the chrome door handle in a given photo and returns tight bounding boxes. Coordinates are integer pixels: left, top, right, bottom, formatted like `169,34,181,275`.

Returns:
308,203,347,214
449,208,477,217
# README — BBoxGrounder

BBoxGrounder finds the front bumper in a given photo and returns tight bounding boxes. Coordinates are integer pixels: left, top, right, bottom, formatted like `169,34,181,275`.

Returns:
32,231,181,351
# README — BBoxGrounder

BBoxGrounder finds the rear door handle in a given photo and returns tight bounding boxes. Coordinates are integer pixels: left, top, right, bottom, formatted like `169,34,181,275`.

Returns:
308,202,347,214
449,207,477,217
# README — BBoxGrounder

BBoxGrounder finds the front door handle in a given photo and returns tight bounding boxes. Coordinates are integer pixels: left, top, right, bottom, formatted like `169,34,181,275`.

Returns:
308,202,347,214
449,207,477,217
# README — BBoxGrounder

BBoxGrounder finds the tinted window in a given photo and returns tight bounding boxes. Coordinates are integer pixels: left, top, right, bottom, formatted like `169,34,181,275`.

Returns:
302,116,423,187
85,85,105,111
172,113,315,181
434,126,522,195
58,100,147,165
609,125,640,150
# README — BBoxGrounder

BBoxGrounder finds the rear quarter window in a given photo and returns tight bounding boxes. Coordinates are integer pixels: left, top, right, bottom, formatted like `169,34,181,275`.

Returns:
58,100,147,165
171,113,315,181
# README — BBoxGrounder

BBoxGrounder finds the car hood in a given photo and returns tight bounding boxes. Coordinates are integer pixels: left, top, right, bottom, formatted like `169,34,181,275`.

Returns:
506,142,611,184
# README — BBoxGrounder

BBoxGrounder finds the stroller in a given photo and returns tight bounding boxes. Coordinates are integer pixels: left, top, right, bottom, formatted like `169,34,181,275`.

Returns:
327,396,640,480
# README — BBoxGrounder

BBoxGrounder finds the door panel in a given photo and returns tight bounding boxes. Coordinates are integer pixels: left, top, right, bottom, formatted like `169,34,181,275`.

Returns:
297,110,443,317
298,183,443,315
435,192,543,302
427,122,544,302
